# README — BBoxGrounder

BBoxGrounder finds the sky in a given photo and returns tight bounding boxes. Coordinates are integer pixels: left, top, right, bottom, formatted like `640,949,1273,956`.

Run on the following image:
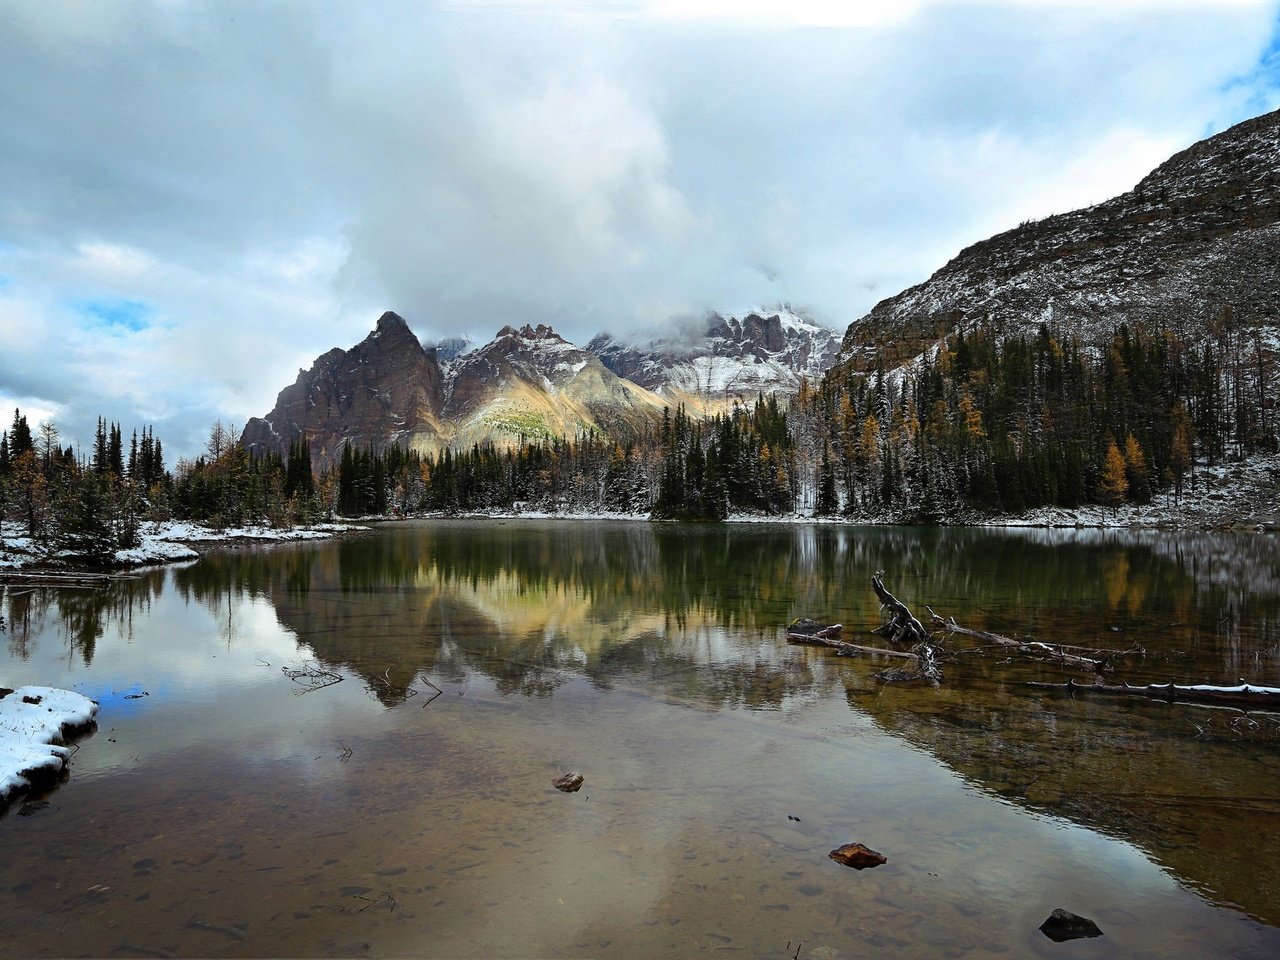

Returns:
1,0,1278,460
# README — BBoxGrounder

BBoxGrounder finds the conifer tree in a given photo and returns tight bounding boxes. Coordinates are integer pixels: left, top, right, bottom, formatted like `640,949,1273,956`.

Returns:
1099,439,1129,514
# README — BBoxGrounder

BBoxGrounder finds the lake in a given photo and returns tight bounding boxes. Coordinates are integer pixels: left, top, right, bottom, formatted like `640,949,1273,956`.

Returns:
2,519,1279,959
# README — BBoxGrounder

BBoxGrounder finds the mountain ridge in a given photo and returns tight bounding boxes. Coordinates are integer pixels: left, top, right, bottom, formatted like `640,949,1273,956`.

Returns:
834,108,1280,376
242,307,840,466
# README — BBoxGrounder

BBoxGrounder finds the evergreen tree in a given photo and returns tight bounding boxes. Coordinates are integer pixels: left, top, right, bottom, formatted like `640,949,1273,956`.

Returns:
814,443,839,516
1098,439,1129,514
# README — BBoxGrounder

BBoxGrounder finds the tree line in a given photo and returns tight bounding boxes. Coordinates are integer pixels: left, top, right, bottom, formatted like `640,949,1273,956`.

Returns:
0,410,169,565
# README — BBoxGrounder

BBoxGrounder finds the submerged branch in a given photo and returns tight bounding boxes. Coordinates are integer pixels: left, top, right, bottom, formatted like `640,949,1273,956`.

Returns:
786,618,922,661
926,608,1140,673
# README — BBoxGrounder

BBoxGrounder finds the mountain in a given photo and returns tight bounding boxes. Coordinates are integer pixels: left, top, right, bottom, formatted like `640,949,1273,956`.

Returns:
244,307,839,467
437,323,667,451
588,307,841,399
242,317,668,466
834,109,1280,375
241,311,447,466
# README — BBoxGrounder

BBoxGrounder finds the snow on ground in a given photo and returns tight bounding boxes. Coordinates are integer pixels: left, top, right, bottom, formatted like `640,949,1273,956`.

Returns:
984,452,1280,530
0,686,98,806
0,521,366,571
119,521,365,566
0,536,37,569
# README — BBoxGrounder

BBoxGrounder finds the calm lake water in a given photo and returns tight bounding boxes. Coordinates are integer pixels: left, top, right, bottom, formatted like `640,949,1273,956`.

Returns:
3,519,1279,959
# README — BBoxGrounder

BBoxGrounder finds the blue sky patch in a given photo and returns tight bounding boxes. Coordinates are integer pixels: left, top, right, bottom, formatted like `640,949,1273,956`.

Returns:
80,298,152,333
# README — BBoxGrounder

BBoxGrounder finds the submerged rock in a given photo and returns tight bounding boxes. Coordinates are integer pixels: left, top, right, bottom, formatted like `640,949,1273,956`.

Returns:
552,772,584,793
828,843,887,869
1039,908,1104,942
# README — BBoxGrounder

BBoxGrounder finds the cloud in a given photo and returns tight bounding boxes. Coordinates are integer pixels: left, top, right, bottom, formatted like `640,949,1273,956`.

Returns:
0,0,1277,458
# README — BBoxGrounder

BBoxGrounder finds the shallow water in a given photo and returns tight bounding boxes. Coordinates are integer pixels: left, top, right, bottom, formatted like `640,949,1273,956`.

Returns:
2,520,1279,958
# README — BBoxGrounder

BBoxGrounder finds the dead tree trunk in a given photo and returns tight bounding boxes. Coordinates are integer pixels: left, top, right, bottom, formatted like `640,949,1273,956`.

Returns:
871,576,929,646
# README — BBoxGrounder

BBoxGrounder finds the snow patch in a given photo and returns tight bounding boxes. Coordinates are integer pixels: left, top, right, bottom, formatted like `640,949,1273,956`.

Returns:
0,686,98,804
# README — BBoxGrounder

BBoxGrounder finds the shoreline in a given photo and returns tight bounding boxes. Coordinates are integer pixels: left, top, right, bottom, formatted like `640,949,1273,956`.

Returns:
2,450,1275,574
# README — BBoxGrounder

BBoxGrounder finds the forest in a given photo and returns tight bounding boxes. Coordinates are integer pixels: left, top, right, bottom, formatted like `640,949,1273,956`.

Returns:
0,317,1273,564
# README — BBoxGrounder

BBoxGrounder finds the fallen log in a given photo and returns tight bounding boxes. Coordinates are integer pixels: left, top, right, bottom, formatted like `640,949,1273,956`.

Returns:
786,618,921,660
926,609,1128,673
786,618,844,641
871,575,928,646
1028,678,1280,709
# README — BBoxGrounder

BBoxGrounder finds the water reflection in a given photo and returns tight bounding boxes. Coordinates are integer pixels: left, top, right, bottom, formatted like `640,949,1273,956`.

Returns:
3,520,1280,950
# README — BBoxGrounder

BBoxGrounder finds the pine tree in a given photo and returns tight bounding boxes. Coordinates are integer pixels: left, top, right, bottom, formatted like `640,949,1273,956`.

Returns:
9,409,33,457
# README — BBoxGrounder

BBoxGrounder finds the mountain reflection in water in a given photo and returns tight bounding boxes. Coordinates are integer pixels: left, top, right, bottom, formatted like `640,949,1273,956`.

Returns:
3,519,1279,955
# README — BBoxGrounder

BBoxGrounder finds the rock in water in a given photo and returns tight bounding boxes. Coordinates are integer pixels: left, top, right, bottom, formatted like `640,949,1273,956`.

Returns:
552,773,584,793
828,843,887,869
1039,908,1104,942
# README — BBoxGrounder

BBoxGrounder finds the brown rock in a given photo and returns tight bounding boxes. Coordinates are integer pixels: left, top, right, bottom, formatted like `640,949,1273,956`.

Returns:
828,843,887,870
552,773,584,793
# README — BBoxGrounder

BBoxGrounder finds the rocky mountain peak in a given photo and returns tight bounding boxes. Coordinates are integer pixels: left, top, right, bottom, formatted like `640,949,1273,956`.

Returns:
242,312,446,467
495,322,565,343
244,302,842,467
375,310,410,333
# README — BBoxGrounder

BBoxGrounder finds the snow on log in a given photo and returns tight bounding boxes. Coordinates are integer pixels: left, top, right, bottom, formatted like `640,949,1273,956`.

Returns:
1028,678,1280,709
0,686,98,806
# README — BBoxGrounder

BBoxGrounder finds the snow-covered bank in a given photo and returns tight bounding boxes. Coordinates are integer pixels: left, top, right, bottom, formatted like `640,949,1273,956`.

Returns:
0,520,367,571
985,452,1280,531
0,686,98,807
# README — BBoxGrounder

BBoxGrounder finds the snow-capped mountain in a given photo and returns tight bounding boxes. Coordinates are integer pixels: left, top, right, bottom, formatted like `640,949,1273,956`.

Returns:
834,108,1280,376
588,307,841,399
431,334,474,363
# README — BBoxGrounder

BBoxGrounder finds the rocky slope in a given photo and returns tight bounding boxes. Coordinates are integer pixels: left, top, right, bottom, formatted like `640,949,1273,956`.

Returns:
589,307,841,400
835,108,1280,375
439,323,668,450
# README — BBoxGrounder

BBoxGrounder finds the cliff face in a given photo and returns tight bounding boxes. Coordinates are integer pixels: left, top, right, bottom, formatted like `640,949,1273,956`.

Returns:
834,109,1280,375
242,311,447,465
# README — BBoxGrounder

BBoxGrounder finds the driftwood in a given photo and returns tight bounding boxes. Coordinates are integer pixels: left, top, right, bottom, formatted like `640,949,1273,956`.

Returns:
1029,678,1280,710
786,618,921,661
871,576,929,646
926,608,1141,673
